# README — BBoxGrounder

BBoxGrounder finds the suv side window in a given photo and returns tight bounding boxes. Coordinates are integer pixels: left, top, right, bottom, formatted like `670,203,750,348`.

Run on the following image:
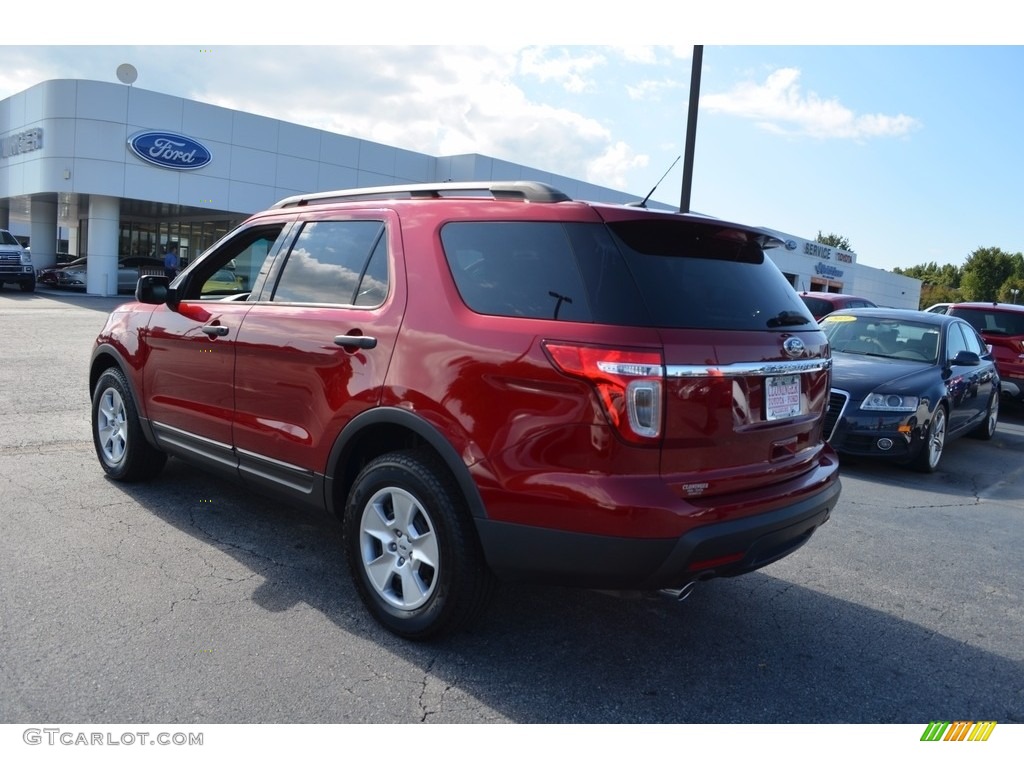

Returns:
185,224,288,299
271,220,388,306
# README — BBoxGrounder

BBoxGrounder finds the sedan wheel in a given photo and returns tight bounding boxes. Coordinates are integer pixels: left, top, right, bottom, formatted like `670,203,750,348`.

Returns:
913,405,946,473
970,392,998,440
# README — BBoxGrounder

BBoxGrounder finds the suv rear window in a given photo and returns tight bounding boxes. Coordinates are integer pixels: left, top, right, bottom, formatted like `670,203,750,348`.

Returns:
441,219,809,330
950,307,1024,336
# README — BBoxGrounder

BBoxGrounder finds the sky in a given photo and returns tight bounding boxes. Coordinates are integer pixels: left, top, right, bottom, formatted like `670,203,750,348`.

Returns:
2,4,1021,272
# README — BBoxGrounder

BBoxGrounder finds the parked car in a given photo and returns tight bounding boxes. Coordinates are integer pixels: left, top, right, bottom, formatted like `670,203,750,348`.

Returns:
0,228,35,292
90,180,841,639
799,291,877,320
200,267,246,295
821,307,999,472
59,256,163,292
38,256,86,287
923,303,952,314
947,301,1024,401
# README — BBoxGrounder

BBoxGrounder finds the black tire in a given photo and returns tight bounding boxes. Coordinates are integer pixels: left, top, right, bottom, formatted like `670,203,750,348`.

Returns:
912,405,946,473
343,449,494,639
91,367,167,481
19,276,35,293
969,392,998,440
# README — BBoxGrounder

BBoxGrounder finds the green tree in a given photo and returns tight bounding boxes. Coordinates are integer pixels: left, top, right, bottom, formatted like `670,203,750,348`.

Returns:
918,282,962,309
998,254,1024,302
816,231,852,251
960,247,1016,301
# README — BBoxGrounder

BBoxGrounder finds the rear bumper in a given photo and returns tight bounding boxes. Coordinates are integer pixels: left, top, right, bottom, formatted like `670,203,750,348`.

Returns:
999,374,1023,400
475,477,840,589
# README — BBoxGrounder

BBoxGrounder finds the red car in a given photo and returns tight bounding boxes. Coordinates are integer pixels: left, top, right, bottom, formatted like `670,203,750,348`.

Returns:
89,181,841,638
800,291,877,321
948,301,1024,401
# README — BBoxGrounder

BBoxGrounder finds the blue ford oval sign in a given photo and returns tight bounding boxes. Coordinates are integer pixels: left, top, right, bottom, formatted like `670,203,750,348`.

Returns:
128,131,212,170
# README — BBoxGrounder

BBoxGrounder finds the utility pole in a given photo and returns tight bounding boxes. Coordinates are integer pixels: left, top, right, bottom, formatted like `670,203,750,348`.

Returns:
680,45,703,213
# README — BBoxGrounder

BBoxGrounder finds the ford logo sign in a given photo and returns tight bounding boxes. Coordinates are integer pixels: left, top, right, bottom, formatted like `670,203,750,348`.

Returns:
785,239,798,251
783,337,806,358
128,131,212,170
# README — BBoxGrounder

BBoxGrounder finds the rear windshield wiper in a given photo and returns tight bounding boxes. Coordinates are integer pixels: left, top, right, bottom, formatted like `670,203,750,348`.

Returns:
766,310,812,328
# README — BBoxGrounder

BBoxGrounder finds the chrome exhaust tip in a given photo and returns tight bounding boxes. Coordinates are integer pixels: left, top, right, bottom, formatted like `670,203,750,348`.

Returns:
658,581,698,602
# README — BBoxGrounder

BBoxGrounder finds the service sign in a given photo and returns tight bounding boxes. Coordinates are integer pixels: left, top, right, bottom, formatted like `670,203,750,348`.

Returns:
128,131,212,170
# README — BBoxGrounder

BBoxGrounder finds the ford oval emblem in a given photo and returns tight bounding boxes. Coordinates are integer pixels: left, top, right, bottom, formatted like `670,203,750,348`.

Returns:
128,131,212,170
783,337,806,357
785,239,798,251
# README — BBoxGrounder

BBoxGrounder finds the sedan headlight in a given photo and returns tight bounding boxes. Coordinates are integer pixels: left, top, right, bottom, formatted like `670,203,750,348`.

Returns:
861,393,919,412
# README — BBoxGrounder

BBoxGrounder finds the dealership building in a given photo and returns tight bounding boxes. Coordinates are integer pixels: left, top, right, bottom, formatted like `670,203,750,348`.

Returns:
1,77,919,305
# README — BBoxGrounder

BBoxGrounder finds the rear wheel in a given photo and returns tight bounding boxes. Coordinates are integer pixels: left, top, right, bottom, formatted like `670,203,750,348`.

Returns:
912,405,946,473
343,449,494,639
91,367,167,481
969,392,998,440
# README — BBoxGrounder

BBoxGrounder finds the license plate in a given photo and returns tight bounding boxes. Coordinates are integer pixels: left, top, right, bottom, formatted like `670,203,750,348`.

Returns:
766,375,803,420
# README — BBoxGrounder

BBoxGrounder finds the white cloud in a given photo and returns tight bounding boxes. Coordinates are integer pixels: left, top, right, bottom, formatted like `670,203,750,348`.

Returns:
191,47,632,185
612,46,660,65
626,77,684,101
587,141,649,189
0,45,650,190
702,67,921,140
517,47,607,93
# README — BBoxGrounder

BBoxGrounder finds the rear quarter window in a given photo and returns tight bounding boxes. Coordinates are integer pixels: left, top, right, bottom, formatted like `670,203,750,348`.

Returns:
440,221,645,324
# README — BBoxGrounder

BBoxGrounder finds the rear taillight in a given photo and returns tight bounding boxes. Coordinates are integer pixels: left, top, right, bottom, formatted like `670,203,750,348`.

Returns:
543,342,664,443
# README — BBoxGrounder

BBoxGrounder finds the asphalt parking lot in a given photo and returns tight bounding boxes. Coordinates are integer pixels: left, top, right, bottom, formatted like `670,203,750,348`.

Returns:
1,288,1022,726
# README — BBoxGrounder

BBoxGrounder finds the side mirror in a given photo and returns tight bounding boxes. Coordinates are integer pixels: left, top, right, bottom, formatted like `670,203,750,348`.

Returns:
950,350,981,367
135,274,174,307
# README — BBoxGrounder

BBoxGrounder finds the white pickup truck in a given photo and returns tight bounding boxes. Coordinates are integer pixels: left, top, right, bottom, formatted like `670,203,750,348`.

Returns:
0,229,34,292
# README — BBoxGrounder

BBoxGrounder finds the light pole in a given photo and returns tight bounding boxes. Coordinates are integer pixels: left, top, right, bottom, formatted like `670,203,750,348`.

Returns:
680,45,703,213
1011,288,1020,304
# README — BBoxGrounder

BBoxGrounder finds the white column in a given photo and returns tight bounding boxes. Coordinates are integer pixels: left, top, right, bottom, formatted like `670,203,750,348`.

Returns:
86,195,120,296
30,196,59,271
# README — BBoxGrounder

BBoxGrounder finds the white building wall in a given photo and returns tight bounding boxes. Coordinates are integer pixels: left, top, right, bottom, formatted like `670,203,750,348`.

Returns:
852,265,921,309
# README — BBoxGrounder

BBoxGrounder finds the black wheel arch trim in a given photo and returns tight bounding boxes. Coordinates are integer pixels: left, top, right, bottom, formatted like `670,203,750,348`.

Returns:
324,406,488,521
89,343,159,447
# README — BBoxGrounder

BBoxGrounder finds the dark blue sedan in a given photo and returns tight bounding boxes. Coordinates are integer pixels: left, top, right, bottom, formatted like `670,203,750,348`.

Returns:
821,307,1000,472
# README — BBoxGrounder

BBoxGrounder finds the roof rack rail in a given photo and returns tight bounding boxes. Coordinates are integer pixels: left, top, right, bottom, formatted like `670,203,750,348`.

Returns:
271,180,572,209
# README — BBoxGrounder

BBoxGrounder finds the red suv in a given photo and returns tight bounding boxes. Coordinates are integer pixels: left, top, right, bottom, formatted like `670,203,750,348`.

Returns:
799,292,877,321
90,181,841,638
947,301,1024,401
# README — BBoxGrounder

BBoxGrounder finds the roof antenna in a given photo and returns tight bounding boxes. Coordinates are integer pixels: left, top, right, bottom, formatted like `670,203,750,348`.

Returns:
629,156,681,208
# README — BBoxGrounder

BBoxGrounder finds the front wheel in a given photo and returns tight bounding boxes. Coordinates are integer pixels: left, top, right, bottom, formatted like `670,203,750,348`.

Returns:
912,405,946,473
91,367,167,481
343,450,494,639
